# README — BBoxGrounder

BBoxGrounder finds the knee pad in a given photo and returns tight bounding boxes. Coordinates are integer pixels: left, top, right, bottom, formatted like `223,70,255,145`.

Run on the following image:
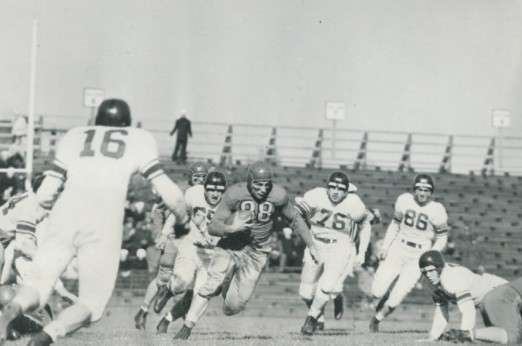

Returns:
169,274,190,294
222,301,245,316
156,265,173,287
299,283,315,301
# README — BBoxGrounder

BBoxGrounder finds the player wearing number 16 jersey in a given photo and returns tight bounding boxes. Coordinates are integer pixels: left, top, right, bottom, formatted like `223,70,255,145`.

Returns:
0,99,189,346
173,161,312,340
369,174,448,333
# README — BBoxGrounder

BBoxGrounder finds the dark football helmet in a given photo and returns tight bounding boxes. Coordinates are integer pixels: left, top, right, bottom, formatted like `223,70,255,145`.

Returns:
95,99,131,127
204,171,227,191
326,171,349,203
327,171,349,191
246,161,273,201
188,162,208,186
419,250,445,274
204,171,227,206
413,174,434,193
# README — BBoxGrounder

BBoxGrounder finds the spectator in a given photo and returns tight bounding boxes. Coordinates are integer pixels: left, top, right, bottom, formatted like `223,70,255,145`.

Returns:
11,113,27,146
169,110,192,164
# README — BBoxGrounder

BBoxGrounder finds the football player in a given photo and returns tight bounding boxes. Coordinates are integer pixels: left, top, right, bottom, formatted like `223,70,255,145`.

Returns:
369,174,449,332
295,172,371,335
0,99,189,346
134,161,208,329
154,171,227,333
474,276,522,344
172,161,315,340
416,250,507,342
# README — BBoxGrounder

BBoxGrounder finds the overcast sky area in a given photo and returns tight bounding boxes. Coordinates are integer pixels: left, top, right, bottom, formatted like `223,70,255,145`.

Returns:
1,0,522,137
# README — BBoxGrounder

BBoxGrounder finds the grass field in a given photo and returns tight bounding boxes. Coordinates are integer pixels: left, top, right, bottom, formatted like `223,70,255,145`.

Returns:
5,297,489,346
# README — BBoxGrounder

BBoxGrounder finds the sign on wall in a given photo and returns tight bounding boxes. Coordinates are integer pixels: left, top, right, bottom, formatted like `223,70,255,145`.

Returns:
83,88,105,108
325,102,346,120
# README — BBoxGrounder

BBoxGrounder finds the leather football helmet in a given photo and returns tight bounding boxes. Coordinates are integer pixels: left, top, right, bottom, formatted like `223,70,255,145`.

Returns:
327,171,349,192
419,250,445,274
413,174,434,193
188,162,208,186
204,171,227,206
95,99,131,127
204,171,227,191
246,161,273,200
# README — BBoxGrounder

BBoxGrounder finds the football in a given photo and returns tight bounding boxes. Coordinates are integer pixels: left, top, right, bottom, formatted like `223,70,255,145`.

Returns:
225,210,255,225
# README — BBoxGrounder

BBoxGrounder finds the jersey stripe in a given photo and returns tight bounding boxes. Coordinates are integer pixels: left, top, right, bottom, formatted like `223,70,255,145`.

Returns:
456,292,472,304
48,160,67,180
17,221,36,234
141,159,164,180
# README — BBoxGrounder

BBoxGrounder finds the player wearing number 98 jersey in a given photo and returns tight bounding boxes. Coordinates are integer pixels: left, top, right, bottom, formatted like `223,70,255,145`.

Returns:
0,99,189,346
369,173,448,333
173,161,312,340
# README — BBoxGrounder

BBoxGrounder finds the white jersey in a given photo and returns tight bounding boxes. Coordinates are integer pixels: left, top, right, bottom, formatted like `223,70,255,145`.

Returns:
47,126,164,225
421,264,507,307
183,185,220,248
393,193,448,246
0,191,46,241
295,187,367,241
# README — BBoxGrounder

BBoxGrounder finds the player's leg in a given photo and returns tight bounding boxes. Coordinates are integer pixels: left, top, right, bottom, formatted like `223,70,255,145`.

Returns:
222,247,267,316
476,280,522,344
33,224,122,344
157,253,204,334
151,237,178,311
371,258,421,333
368,243,405,332
134,278,158,330
154,243,194,313
299,247,322,309
175,248,235,340
0,232,75,344
302,243,351,335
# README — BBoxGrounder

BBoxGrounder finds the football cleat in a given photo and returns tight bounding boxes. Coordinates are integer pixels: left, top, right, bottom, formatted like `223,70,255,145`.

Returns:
26,331,53,346
174,325,192,340
300,315,318,336
134,309,147,330
369,316,380,333
316,322,325,331
154,287,175,313
169,289,194,322
333,294,344,320
156,317,170,334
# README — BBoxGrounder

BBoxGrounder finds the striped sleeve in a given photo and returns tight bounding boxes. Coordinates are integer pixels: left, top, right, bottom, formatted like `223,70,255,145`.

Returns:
140,159,164,181
16,221,36,236
456,291,473,305
46,159,67,180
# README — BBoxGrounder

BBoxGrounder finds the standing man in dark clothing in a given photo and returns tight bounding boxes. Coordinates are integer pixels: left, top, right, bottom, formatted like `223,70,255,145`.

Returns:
170,110,192,164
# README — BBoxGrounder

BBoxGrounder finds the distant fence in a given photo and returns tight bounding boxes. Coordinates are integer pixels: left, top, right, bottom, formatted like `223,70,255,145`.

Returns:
2,115,521,175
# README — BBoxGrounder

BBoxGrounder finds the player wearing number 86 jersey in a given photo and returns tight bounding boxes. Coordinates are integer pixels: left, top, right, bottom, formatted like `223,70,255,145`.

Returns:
369,173,449,333
0,99,189,346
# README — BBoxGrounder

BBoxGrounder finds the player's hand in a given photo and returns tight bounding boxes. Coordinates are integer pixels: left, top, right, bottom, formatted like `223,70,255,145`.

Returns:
230,214,254,233
14,234,37,259
155,234,169,250
309,244,323,264
355,252,366,266
377,248,387,261
193,239,215,249
174,220,191,238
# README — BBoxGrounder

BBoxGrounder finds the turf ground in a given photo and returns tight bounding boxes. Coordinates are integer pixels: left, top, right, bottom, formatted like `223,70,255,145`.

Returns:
5,297,488,346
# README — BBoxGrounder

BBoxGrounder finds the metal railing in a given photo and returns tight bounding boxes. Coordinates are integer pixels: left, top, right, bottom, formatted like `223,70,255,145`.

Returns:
2,115,521,175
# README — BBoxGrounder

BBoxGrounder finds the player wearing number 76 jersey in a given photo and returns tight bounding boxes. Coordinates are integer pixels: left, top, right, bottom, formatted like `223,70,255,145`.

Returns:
295,171,371,335
369,174,448,333
0,99,189,346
